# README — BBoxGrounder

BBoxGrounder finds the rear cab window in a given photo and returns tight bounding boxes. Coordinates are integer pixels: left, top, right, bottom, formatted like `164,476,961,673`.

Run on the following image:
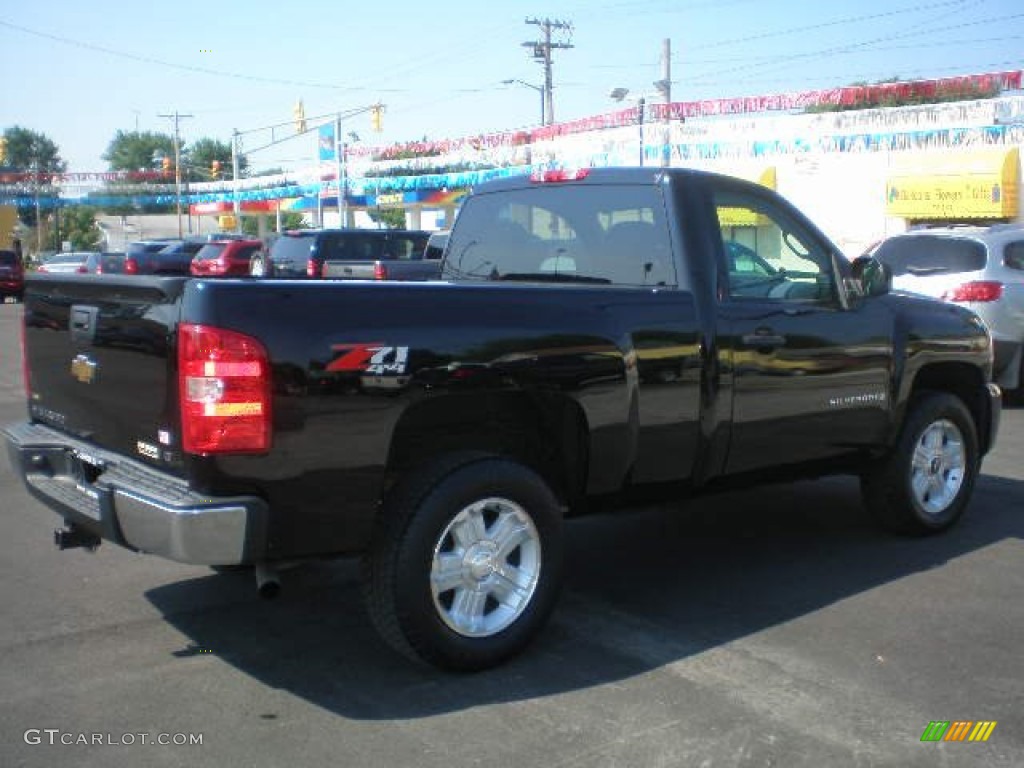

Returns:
443,184,676,287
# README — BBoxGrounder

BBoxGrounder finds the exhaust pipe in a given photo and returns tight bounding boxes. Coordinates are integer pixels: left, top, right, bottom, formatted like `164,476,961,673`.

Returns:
254,563,280,599
54,525,101,551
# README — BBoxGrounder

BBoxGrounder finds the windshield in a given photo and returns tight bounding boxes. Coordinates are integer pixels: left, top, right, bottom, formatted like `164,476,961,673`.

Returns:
0,251,18,266
271,235,314,264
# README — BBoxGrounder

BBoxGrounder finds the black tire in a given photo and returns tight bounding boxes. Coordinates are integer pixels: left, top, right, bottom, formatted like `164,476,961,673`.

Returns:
862,392,979,535
363,453,564,672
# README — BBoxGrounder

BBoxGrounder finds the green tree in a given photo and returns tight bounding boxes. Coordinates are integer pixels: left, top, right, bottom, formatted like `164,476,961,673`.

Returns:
241,212,307,236
1,126,65,173
101,130,178,215
50,206,100,251
186,137,246,181
103,130,176,173
1,126,66,228
367,207,407,229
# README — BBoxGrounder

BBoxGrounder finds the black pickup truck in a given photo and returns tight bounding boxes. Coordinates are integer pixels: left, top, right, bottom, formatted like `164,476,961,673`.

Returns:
4,168,1001,671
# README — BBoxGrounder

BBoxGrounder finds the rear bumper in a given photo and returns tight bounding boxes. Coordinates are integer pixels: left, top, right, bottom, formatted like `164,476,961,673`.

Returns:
4,421,268,565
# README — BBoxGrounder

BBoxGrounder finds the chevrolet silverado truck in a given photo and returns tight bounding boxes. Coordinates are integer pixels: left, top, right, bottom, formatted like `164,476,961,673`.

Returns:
4,168,1001,671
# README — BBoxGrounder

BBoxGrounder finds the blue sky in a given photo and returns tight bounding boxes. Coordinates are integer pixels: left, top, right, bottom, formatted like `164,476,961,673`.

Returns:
2,0,1022,173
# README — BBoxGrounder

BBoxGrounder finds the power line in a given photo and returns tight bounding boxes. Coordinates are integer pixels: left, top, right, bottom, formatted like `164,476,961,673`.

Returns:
0,19,392,92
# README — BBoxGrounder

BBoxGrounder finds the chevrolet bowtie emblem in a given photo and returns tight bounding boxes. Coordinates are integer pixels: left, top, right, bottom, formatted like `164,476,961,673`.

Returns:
71,354,97,384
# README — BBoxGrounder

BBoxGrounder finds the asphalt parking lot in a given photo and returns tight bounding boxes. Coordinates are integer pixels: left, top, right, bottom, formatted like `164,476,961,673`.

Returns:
0,299,1021,768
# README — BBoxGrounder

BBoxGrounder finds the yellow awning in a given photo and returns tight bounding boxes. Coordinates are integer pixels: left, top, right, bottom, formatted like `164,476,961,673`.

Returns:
719,167,776,227
886,148,1019,220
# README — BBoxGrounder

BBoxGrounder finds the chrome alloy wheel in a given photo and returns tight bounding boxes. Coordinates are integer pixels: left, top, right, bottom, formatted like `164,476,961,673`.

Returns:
910,418,966,516
430,498,542,638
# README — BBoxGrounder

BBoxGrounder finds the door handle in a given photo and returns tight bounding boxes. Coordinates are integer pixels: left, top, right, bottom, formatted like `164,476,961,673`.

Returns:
742,330,787,348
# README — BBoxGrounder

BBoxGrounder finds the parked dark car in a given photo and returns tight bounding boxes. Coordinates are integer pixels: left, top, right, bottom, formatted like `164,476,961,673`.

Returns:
0,249,24,300
125,239,203,275
191,239,264,277
252,228,433,280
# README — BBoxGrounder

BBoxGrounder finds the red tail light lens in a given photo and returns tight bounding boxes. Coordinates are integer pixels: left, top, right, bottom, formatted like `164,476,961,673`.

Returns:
306,258,323,278
124,258,139,275
374,261,388,280
76,265,88,273
943,281,1003,303
178,324,272,454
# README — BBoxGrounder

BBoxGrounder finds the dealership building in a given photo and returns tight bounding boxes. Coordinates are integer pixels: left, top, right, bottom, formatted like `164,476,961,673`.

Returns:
76,70,1002,253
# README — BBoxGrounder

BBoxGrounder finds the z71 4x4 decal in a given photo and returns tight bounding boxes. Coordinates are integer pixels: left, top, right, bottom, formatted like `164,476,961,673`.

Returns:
327,344,410,375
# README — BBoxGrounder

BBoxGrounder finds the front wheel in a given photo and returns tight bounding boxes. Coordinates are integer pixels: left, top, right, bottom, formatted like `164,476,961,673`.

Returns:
862,392,979,535
364,454,563,671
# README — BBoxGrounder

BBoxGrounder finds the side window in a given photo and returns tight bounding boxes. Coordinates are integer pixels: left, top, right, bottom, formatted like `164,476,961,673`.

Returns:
1005,241,1024,271
713,186,836,303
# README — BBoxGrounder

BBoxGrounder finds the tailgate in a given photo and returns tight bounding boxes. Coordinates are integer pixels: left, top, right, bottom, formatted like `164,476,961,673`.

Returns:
22,274,187,476
321,260,378,279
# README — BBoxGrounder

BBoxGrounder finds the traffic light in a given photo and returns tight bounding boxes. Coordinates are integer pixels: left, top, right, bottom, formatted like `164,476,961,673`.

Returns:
211,160,222,179
161,156,173,175
294,100,307,134
370,104,384,133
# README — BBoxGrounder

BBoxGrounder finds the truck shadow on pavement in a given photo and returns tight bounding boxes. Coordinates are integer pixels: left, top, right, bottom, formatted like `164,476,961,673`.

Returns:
145,473,1023,720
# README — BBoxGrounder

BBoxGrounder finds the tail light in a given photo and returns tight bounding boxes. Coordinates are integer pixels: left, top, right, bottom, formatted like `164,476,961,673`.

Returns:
374,261,388,280
76,265,88,274
178,324,272,454
36,265,47,273
306,258,323,278
943,281,1003,303
530,168,590,183
124,258,139,275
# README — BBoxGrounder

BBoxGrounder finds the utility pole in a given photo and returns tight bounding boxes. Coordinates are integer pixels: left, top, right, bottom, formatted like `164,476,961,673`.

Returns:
158,110,193,238
659,38,672,167
522,17,574,125
231,129,242,233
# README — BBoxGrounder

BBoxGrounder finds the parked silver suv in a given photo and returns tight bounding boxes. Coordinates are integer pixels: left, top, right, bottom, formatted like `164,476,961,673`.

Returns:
874,224,1024,392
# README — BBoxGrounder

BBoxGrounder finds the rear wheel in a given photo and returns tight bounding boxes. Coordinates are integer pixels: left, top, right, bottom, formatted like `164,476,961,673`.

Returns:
862,392,979,535
364,453,563,671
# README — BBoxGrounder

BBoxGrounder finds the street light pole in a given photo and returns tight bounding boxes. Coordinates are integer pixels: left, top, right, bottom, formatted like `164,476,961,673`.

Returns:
503,79,546,125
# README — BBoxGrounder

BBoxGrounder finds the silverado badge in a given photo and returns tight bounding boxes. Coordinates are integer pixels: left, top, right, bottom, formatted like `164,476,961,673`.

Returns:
71,354,97,384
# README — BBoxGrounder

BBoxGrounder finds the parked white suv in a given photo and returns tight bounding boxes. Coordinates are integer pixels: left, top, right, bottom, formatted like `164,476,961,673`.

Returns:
874,225,1024,392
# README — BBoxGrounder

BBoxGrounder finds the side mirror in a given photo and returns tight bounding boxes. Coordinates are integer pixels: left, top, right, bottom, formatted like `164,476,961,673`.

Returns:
850,255,891,298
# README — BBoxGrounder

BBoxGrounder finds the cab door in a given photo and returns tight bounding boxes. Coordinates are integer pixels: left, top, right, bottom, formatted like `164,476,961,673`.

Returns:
705,177,893,475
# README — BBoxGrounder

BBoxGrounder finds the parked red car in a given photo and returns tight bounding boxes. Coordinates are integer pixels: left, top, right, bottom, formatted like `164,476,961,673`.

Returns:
190,239,265,277
0,249,24,301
